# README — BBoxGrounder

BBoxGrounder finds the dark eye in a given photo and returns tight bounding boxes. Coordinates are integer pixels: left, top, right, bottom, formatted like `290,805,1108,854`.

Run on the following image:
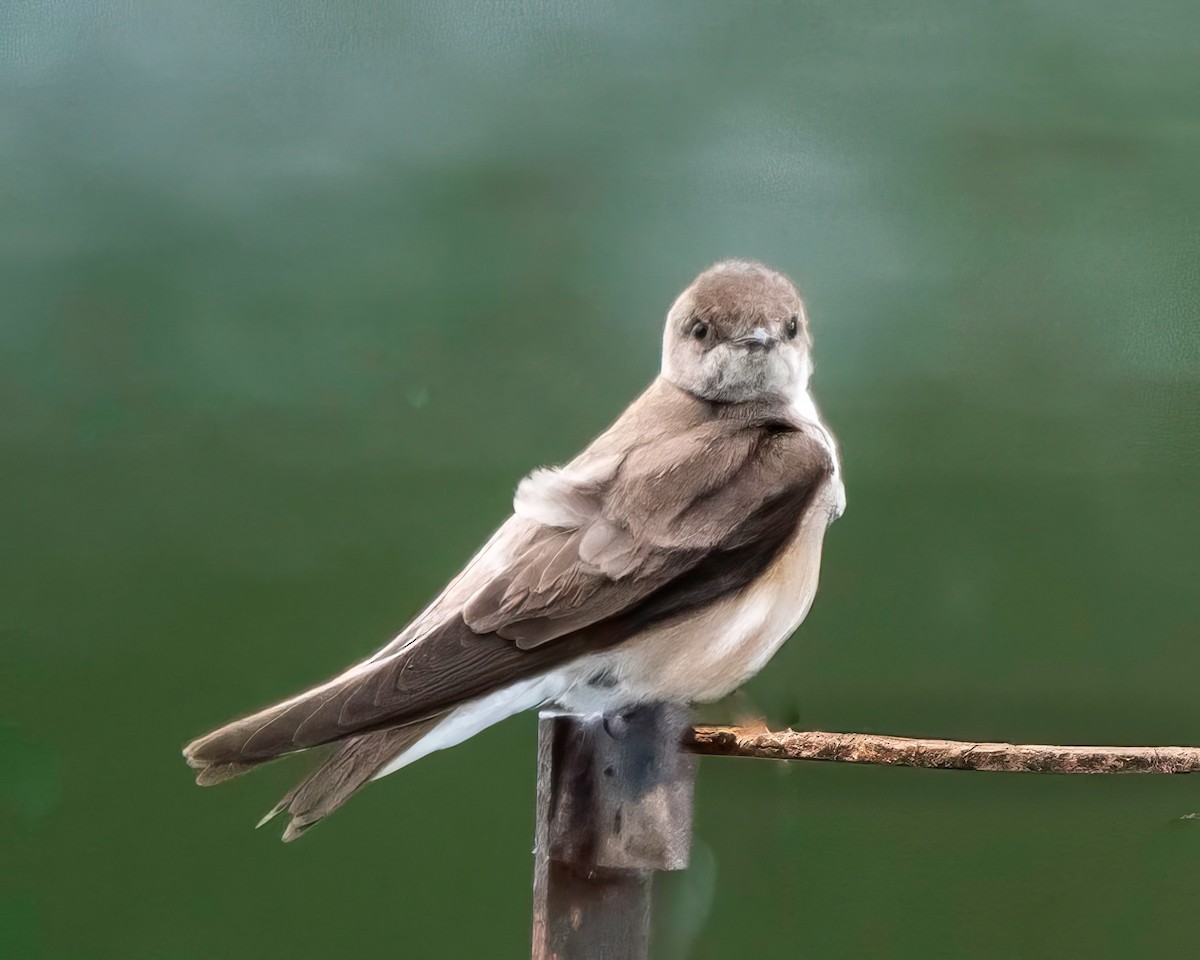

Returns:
690,319,709,341
785,315,799,339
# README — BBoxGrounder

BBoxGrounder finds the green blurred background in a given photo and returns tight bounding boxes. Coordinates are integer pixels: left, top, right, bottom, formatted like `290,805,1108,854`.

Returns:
3,1,1200,957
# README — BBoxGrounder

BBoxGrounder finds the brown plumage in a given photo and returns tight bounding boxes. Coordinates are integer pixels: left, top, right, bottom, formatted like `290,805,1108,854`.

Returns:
183,259,844,840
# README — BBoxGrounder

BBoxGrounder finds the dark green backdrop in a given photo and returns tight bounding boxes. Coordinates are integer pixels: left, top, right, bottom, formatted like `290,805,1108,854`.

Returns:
3,2,1200,957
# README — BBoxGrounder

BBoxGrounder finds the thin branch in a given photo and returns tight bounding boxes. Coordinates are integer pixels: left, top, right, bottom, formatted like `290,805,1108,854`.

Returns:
686,726,1200,774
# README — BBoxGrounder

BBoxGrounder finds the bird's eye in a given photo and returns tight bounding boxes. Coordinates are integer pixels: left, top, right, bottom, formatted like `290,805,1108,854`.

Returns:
690,319,709,341
785,315,799,339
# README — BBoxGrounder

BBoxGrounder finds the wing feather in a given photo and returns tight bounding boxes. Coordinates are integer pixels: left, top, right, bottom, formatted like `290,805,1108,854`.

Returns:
462,416,829,648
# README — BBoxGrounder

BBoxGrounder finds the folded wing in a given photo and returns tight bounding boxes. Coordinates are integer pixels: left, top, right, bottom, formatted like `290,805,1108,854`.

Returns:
184,402,831,782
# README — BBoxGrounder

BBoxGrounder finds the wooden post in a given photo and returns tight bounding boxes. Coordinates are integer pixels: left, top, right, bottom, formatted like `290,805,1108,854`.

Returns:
532,703,697,960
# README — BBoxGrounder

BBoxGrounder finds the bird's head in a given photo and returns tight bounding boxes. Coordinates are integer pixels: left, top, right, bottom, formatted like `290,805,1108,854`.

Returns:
661,259,811,404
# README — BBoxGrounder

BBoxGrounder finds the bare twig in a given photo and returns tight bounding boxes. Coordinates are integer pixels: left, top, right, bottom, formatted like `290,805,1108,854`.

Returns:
686,727,1200,774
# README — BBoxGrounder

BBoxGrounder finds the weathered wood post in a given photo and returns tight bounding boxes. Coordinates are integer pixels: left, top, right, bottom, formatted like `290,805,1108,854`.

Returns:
532,703,697,960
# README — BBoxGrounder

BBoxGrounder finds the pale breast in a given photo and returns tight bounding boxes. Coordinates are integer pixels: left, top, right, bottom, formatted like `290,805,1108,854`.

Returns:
560,471,842,710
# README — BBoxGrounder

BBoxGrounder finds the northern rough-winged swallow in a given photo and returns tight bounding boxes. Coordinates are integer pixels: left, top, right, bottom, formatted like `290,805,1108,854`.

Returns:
184,259,845,840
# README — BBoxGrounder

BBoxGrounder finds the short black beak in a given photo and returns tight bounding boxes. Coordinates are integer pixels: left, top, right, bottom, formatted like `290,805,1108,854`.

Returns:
736,328,778,352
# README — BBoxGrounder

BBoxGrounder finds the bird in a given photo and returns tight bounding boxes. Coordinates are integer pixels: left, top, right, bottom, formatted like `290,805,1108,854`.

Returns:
184,259,846,841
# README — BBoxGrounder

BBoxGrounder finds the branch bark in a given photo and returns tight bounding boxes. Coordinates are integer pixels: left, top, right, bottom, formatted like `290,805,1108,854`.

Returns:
687,726,1200,774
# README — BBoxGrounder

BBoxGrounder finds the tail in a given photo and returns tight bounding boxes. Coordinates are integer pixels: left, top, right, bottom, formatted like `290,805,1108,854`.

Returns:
183,662,563,839
184,687,447,841
180,661,442,840
259,719,444,841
